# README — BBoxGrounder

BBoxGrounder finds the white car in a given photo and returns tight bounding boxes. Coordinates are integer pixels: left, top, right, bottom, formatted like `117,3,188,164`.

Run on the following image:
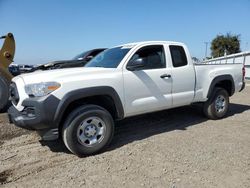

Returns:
18,64,33,73
8,41,246,156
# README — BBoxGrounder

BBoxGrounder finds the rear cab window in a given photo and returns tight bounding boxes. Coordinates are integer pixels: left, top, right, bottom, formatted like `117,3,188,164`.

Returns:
169,45,188,67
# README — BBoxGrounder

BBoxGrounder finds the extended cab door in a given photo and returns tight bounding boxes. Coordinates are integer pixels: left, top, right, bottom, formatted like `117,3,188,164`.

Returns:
123,45,173,117
168,45,196,107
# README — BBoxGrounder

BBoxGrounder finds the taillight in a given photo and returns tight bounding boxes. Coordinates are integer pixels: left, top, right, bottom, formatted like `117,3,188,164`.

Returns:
242,65,246,79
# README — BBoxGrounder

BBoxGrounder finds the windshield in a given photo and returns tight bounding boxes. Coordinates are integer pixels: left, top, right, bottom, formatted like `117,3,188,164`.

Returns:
72,51,89,60
85,47,131,68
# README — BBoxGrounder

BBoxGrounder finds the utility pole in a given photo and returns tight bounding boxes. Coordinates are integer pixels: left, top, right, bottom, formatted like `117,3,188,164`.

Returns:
204,42,209,59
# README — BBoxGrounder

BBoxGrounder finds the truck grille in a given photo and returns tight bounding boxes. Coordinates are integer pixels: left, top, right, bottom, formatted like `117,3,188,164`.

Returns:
9,83,19,105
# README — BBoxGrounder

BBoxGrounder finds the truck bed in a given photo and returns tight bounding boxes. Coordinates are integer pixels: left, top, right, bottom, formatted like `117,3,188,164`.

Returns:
194,63,244,102
198,51,250,79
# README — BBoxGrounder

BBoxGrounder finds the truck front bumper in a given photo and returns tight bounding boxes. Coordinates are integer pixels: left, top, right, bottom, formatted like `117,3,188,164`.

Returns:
8,95,60,140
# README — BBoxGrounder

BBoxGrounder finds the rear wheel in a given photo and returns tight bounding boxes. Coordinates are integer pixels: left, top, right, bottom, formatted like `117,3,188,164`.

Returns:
0,76,10,112
62,104,114,157
203,87,229,120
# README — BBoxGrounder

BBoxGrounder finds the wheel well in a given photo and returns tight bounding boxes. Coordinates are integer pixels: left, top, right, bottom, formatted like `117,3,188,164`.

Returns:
58,95,118,131
214,80,233,96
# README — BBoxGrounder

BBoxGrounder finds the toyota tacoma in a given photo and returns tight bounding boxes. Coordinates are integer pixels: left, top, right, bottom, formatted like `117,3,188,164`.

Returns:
8,41,246,156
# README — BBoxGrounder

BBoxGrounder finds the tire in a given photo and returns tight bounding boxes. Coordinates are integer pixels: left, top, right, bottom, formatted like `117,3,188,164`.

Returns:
0,76,10,112
62,104,114,157
203,87,229,120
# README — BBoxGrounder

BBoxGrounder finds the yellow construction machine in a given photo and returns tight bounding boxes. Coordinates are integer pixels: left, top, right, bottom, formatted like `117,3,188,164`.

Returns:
0,33,15,111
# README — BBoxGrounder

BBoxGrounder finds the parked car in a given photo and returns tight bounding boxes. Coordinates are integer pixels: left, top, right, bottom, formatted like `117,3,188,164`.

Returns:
32,48,106,71
8,41,245,156
19,64,34,73
8,64,20,76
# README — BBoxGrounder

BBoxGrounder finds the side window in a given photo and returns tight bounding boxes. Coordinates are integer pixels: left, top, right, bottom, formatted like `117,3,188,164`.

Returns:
128,45,166,70
169,45,188,67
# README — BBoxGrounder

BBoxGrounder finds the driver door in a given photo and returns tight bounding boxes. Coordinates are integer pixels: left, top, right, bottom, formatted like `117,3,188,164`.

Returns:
123,45,172,117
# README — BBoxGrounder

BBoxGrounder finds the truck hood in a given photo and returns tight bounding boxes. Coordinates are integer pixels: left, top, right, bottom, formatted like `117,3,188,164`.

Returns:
14,67,116,84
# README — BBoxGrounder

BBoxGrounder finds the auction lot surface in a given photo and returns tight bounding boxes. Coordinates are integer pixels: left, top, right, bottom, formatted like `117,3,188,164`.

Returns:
1,84,250,188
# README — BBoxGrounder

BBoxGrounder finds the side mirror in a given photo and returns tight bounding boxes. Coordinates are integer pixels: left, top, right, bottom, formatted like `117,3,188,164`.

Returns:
127,58,146,71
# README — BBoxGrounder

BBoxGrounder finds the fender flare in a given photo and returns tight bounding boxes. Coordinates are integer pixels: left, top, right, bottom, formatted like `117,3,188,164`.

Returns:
54,86,124,124
207,74,235,98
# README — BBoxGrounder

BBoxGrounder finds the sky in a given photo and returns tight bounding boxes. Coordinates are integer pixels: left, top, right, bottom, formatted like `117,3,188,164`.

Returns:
0,0,250,65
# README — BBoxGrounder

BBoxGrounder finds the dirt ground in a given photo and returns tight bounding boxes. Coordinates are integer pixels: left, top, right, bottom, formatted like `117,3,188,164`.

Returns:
0,84,250,188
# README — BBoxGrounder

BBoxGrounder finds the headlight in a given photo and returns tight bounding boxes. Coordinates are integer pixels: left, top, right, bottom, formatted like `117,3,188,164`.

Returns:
25,82,61,97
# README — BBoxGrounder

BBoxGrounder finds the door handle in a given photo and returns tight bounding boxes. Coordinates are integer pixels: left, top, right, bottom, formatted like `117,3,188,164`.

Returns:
160,74,171,79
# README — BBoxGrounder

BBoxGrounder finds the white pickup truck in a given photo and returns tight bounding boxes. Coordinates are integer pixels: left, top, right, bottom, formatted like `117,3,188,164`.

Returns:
8,41,245,156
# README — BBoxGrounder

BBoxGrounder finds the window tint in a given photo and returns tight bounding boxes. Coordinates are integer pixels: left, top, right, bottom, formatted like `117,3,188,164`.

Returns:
128,45,166,70
169,45,188,67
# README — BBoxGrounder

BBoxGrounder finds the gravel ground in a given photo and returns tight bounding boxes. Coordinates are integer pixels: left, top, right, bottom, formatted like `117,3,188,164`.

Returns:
0,84,250,188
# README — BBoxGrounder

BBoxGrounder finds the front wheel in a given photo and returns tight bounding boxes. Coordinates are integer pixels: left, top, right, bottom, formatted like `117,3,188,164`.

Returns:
203,87,229,120
62,105,114,157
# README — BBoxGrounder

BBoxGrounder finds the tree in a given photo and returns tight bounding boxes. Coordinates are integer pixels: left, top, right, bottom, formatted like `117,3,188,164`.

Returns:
192,57,201,63
210,33,241,58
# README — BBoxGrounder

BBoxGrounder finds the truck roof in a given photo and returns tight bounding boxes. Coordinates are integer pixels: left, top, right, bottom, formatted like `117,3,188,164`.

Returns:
118,41,185,48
